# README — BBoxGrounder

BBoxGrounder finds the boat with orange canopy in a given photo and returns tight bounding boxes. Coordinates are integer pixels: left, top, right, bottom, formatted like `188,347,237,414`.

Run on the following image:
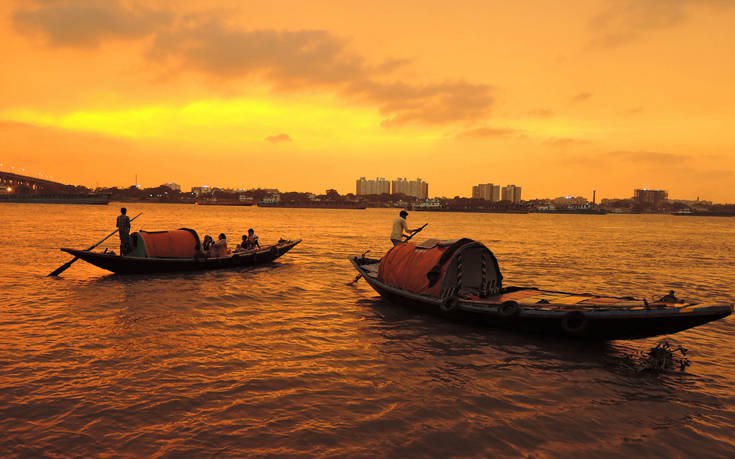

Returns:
349,238,732,340
61,228,301,275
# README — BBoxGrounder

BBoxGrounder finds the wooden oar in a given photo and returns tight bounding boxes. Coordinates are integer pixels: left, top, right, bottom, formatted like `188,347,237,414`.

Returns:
403,223,428,243
48,212,142,277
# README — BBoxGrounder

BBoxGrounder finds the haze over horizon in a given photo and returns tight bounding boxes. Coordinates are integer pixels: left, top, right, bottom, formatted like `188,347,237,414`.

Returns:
2,0,734,201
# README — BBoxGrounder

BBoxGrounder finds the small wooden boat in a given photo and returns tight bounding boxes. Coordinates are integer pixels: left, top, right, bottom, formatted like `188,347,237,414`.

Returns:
350,238,732,340
61,228,301,274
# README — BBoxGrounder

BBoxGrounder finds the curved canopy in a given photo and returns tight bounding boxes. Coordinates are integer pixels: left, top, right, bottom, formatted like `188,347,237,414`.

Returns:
378,238,502,299
129,229,200,258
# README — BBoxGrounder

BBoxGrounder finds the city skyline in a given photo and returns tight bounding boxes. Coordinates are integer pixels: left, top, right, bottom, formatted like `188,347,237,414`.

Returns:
2,1,735,201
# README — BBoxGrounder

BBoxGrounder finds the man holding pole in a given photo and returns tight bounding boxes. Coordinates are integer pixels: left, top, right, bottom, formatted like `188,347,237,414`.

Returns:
116,207,132,255
390,210,419,246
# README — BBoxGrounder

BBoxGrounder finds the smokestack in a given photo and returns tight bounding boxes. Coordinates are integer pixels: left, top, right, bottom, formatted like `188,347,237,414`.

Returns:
592,190,596,204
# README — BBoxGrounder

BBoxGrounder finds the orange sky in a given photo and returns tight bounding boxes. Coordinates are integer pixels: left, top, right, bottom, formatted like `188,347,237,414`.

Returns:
1,0,734,201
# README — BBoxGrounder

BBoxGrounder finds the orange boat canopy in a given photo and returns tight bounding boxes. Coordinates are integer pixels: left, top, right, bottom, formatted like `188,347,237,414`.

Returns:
129,229,201,258
378,238,502,299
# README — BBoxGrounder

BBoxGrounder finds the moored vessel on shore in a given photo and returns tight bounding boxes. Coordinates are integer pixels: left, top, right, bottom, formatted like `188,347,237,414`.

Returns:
258,201,366,209
350,238,732,340
0,193,110,205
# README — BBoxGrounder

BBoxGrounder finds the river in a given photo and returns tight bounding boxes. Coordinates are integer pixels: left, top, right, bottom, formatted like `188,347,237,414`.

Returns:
1,203,733,457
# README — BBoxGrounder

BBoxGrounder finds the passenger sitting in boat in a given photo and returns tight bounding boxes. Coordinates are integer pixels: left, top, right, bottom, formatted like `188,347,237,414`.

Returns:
211,233,229,257
236,234,249,252
202,235,214,256
246,228,260,249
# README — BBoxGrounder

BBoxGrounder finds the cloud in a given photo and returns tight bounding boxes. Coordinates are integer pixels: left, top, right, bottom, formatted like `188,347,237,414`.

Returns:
608,150,692,164
456,126,518,139
570,92,592,103
12,3,494,127
590,0,734,46
623,106,644,116
349,80,493,126
265,133,292,143
148,20,494,125
13,0,171,48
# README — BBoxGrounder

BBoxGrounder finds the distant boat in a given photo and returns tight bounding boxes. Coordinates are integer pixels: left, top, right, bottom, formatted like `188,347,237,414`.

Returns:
0,193,110,205
258,201,367,209
672,210,735,217
410,207,529,214
350,238,732,340
61,229,301,275
531,207,608,215
196,199,255,206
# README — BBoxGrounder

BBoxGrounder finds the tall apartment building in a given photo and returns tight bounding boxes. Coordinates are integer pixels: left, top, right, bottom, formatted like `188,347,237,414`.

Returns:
355,177,390,195
634,188,668,208
501,185,522,203
392,177,429,199
472,183,500,201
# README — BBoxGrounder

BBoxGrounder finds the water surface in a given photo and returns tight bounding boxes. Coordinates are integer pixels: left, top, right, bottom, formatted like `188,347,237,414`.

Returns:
1,204,733,457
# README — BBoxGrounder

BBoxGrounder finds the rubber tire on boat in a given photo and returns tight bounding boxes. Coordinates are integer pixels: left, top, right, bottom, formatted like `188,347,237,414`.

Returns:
271,246,279,256
498,300,520,318
561,311,588,335
440,296,459,313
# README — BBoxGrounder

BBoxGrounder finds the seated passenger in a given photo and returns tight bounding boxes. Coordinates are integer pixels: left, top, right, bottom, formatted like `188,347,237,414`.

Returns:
211,233,229,257
236,234,249,252
202,235,214,257
246,228,260,250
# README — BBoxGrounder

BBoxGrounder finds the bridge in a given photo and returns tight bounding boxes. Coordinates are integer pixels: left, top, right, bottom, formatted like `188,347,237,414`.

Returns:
0,170,70,193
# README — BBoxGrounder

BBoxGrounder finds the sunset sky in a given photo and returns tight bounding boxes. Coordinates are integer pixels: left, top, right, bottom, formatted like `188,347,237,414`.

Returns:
1,0,734,201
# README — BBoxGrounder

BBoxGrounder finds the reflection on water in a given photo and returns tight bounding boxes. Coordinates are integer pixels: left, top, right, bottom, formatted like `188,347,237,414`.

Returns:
0,203,733,456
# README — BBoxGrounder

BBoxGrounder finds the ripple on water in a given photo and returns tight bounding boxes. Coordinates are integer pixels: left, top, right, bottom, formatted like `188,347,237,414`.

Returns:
0,207,734,456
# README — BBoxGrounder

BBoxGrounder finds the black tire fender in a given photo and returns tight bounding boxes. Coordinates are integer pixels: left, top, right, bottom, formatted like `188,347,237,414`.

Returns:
271,246,279,256
498,300,520,318
440,296,459,313
561,311,589,335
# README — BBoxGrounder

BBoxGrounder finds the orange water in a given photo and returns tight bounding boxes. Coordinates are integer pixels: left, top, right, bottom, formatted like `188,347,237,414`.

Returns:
1,203,734,456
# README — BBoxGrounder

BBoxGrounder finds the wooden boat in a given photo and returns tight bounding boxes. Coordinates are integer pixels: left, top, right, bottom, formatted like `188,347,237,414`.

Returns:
349,238,732,340
61,228,301,274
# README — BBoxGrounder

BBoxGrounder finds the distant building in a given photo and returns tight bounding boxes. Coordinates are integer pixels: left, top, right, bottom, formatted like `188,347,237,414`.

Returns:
262,192,280,204
162,182,181,191
634,188,668,209
356,177,390,195
472,183,500,202
501,185,522,203
191,185,211,197
392,177,429,199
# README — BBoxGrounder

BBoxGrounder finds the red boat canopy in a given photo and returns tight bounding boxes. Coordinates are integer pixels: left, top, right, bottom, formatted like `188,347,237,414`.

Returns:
129,229,201,258
378,238,502,298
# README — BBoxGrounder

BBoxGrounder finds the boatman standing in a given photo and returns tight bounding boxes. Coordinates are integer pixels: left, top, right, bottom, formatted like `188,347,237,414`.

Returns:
390,210,418,246
116,207,132,255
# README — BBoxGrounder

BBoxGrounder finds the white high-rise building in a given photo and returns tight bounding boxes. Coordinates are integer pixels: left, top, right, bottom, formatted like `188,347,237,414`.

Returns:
472,183,500,201
356,177,390,195
501,185,522,203
391,177,429,199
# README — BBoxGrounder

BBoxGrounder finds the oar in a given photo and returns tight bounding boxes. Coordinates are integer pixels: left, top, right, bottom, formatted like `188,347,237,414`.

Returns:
48,212,142,277
403,223,428,243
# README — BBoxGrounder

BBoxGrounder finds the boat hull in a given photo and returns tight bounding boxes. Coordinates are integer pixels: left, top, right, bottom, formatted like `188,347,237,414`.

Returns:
62,239,301,274
350,256,732,341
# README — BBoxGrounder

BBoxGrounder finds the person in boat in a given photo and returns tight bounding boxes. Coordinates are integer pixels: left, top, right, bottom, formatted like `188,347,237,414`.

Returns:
235,234,249,252
390,210,418,246
211,233,229,257
116,207,132,255
246,228,260,250
202,235,214,256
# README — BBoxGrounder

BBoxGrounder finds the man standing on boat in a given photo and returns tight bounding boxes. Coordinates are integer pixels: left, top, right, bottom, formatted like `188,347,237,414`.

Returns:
116,207,131,255
391,210,418,246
